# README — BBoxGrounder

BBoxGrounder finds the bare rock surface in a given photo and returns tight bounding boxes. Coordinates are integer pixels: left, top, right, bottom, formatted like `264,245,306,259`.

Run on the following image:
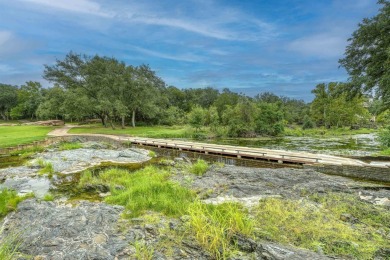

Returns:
181,165,390,207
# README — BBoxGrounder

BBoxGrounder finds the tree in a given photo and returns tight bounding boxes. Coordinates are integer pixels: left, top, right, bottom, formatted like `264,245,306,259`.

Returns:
188,106,206,131
0,84,18,120
10,81,43,119
339,0,390,108
36,84,66,119
310,82,369,128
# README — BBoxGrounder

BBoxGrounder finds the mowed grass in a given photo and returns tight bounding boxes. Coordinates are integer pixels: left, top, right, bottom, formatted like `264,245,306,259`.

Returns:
69,124,195,138
0,125,54,148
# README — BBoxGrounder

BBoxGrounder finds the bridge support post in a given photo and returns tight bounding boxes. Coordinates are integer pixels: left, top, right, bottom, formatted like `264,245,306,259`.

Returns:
278,160,283,164
237,155,241,159
205,151,209,154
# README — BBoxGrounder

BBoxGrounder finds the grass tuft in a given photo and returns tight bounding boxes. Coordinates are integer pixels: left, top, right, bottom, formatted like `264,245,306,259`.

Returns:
78,166,195,217
190,159,209,176
187,201,254,259
10,146,45,158
36,159,54,175
0,189,34,218
0,232,22,260
42,193,54,201
134,241,154,260
148,150,156,158
58,142,82,151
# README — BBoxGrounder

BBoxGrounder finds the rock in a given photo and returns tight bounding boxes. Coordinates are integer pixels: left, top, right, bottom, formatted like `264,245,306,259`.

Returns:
256,242,331,259
375,248,390,259
232,233,257,252
340,213,359,223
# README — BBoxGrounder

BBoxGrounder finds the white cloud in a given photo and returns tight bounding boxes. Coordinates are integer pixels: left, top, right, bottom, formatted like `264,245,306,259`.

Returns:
19,0,112,17
131,46,204,63
288,33,347,58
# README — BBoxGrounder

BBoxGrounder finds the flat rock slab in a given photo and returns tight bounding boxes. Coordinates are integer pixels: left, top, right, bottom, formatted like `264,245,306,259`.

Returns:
38,148,150,174
185,165,390,206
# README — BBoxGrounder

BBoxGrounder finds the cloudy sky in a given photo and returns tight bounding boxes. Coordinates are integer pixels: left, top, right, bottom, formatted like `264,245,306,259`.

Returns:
0,0,380,100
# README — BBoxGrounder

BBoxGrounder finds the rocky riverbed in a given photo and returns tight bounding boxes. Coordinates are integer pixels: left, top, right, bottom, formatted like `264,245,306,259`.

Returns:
0,142,389,259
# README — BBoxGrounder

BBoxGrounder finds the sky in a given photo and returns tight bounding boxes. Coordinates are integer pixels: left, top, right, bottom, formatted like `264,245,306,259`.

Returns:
0,0,381,101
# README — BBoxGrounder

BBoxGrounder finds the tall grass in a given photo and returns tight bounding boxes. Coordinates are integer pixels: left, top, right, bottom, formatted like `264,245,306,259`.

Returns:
0,189,34,218
78,166,195,217
36,159,54,175
190,159,209,176
254,196,389,259
0,233,21,260
10,146,45,158
187,201,254,259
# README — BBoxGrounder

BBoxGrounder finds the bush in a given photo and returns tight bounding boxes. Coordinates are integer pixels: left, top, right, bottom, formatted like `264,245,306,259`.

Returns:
378,126,390,148
302,115,315,129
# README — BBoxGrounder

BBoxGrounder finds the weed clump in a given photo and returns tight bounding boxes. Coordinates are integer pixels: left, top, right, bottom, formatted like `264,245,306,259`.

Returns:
58,142,82,151
190,159,209,176
254,195,389,259
36,159,54,175
0,189,34,218
187,201,254,259
42,193,54,201
78,166,195,217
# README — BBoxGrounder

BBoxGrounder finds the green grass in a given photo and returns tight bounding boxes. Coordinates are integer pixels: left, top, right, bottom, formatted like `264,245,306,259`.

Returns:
134,241,154,260
36,159,54,176
379,148,390,156
0,125,54,148
190,159,209,176
69,124,196,138
187,201,254,259
254,194,390,259
0,232,22,260
10,146,45,158
42,193,54,201
284,126,376,137
0,189,34,218
57,142,83,151
78,166,195,217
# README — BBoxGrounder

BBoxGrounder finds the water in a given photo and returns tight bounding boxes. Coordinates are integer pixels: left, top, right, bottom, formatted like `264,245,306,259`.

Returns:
200,133,381,157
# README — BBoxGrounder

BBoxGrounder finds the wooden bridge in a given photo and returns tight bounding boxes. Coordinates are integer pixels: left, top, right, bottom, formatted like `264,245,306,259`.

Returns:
45,126,369,167
125,137,368,166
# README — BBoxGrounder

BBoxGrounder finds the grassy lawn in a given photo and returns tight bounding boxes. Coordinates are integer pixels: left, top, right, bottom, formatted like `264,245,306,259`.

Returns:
69,124,196,138
0,126,54,148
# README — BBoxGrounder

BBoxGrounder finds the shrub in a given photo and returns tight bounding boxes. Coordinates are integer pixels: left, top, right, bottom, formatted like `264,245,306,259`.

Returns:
378,126,390,148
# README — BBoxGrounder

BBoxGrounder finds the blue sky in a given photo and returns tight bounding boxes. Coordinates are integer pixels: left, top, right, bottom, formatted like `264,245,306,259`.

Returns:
0,0,380,101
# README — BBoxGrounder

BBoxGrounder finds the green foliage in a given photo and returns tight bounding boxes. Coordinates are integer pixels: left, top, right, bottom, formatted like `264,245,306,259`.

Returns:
0,189,33,218
339,0,390,108
58,142,82,151
188,106,206,131
255,102,285,136
378,126,390,148
254,195,389,259
310,82,369,128
10,81,43,120
187,201,254,259
0,84,18,121
148,150,156,157
190,159,209,176
302,115,315,129
42,193,54,201
78,166,195,217
0,126,53,148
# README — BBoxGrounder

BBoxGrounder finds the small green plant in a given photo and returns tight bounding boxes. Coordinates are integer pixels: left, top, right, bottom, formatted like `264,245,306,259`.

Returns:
38,160,54,175
190,159,209,176
0,189,34,218
42,193,54,201
134,241,154,260
58,142,82,151
148,150,156,158
378,126,390,148
187,201,254,259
